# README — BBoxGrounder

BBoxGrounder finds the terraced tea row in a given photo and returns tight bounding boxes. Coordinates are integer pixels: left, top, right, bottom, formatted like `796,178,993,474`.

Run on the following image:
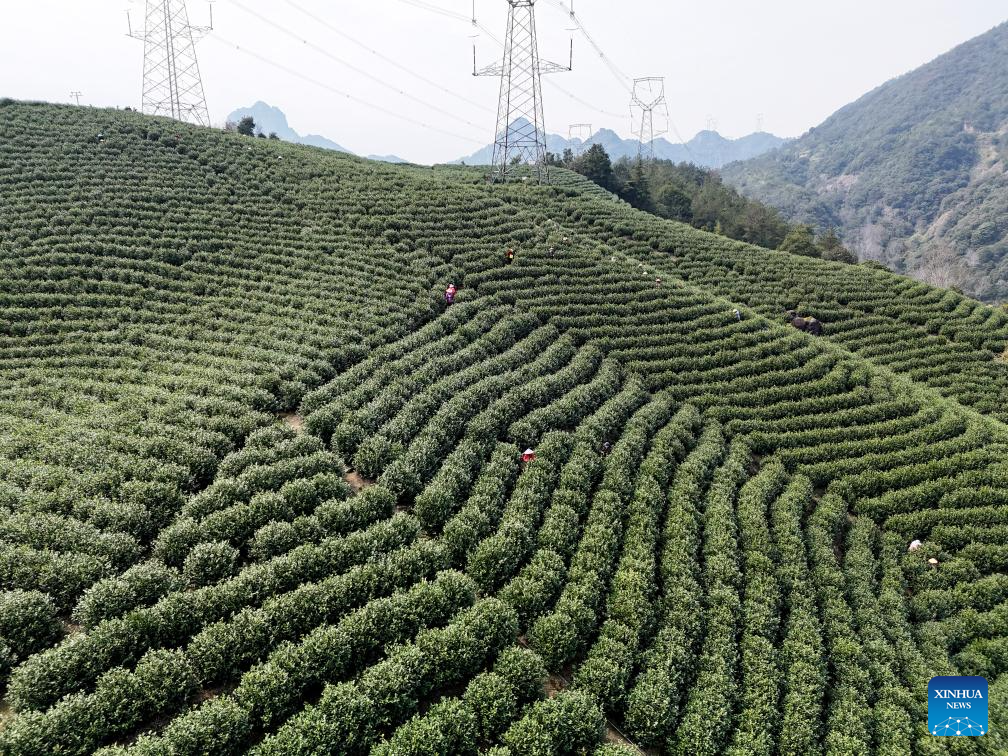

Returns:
486,172,1008,424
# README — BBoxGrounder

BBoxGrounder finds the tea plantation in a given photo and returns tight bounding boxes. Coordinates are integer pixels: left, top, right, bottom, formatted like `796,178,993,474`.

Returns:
0,100,1006,754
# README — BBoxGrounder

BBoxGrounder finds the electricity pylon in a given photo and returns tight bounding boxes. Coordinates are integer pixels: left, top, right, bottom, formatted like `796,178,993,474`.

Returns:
705,115,724,168
127,0,213,127
569,123,592,155
474,0,572,184
630,77,668,161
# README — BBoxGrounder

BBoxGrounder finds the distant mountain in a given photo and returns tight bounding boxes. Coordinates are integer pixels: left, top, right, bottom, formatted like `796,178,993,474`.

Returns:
228,102,410,163
226,102,403,163
299,133,352,153
367,154,409,164
722,22,1008,303
456,121,786,169
227,102,352,153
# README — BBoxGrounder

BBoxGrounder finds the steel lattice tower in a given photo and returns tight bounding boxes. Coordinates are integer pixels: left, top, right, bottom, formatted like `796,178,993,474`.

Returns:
631,77,668,161
569,123,592,155
128,0,212,127
475,0,570,184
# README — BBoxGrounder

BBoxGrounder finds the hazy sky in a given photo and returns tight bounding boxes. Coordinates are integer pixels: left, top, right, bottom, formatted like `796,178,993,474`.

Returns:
2,1,1005,163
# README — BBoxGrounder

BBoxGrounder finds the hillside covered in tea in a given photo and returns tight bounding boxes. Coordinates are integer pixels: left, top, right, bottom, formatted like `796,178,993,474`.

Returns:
0,100,1007,755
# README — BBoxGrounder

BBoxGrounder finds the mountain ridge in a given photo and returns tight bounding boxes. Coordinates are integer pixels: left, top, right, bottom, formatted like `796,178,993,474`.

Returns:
226,102,408,163
722,21,1008,302
456,119,786,169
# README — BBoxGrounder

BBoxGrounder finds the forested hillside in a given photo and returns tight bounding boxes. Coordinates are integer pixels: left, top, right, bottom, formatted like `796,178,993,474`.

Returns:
558,147,855,256
722,21,1008,302
1,100,1007,755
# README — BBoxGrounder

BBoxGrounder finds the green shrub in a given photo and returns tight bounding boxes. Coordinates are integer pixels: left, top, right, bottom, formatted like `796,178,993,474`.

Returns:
248,521,298,561
73,561,185,627
502,690,605,755
464,672,518,742
0,590,62,669
183,541,240,587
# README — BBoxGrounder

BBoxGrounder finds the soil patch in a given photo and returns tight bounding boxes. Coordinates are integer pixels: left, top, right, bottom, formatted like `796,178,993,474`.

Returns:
344,469,374,493
545,673,566,698
195,683,234,704
61,619,83,637
279,412,304,432
604,726,649,754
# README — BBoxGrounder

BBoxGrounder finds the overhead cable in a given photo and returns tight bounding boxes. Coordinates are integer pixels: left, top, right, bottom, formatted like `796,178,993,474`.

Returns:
281,0,496,115
207,32,486,145
223,0,486,134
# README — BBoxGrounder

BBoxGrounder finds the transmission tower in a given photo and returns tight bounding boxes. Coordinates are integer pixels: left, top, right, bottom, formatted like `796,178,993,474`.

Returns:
705,115,725,168
474,0,572,184
568,123,592,155
127,1,213,127
630,77,668,161
70,91,82,106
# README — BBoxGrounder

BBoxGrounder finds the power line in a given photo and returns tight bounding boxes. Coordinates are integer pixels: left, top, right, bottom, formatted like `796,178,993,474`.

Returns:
542,0,632,92
536,1,701,159
280,0,495,116
666,119,697,162
222,0,486,135
396,0,474,25
541,0,699,157
206,31,486,145
201,0,695,159
394,0,625,121
542,78,624,119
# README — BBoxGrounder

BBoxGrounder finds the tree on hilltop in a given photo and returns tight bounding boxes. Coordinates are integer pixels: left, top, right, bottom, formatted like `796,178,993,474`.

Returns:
574,144,616,192
236,116,256,137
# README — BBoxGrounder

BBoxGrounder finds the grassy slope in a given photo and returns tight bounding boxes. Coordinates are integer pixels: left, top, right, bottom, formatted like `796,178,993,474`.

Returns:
0,102,1006,754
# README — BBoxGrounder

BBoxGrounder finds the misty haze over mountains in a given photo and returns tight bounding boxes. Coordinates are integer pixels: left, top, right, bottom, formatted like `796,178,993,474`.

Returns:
227,103,786,169
227,102,407,163
455,118,786,168
456,118,786,169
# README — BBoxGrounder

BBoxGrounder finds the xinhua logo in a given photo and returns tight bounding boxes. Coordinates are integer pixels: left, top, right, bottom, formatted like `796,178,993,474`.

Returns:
929,676,988,737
